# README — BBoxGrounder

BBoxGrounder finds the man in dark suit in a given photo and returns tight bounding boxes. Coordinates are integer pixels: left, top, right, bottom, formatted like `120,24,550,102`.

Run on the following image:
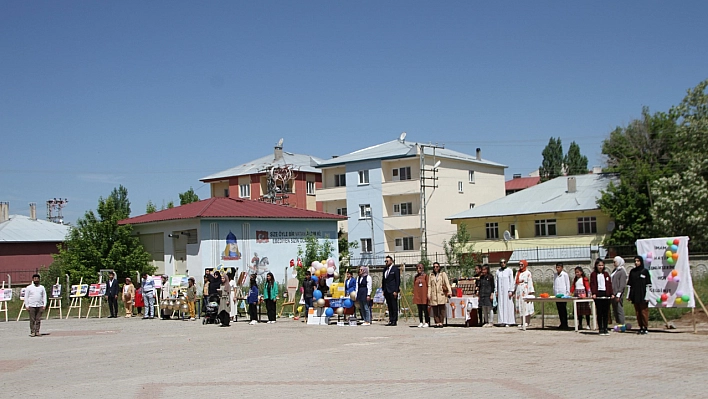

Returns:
382,255,400,326
105,271,119,318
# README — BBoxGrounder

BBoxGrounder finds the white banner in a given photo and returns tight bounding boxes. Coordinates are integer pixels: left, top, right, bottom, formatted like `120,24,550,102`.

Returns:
636,236,694,308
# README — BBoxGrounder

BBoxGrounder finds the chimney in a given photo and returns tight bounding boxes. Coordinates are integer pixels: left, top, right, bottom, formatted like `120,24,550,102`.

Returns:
475,148,482,161
567,176,577,193
30,203,37,220
0,202,8,223
513,174,521,179
274,138,284,161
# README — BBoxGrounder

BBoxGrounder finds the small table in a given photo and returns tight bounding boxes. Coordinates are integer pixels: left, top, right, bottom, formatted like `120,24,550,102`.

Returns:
521,297,596,332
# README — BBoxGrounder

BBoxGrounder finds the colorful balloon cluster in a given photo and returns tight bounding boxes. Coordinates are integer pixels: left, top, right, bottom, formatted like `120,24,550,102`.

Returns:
665,238,680,265
310,258,338,279
613,323,632,332
667,269,680,283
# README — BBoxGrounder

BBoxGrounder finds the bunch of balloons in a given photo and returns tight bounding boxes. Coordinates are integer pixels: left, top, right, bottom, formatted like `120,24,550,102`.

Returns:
665,238,680,265
310,258,339,279
667,269,680,283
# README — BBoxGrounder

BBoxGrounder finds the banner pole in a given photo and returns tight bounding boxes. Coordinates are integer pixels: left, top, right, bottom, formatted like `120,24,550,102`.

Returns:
657,308,670,329
692,288,708,316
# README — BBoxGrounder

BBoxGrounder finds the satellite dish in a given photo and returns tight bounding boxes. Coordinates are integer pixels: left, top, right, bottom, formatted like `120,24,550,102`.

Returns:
433,160,441,169
277,138,284,147
503,230,512,241
399,132,407,142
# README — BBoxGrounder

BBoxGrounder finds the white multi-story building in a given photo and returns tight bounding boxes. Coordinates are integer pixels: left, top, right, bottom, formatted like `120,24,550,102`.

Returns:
315,135,506,264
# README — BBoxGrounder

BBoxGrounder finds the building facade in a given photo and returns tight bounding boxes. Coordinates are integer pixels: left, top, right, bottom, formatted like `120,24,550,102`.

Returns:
200,140,324,211
316,136,506,264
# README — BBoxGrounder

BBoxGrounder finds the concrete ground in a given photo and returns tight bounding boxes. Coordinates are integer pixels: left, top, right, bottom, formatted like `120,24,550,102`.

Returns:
1,315,706,399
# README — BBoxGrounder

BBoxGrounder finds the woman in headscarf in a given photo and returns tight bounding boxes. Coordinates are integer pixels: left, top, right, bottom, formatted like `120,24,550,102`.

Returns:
122,277,135,318
217,274,231,327
514,260,535,328
611,256,628,326
627,256,651,335
427,262,451,328
356,265,372,326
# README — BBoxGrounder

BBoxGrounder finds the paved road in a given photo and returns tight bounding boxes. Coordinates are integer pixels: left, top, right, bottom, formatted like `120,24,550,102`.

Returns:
1,316,705,398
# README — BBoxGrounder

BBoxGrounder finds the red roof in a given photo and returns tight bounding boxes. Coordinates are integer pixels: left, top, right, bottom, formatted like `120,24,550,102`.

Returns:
118,197,346,225
505,176,541,191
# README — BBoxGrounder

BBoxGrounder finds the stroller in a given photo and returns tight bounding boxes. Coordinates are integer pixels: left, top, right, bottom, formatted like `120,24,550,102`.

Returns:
202,294,221,325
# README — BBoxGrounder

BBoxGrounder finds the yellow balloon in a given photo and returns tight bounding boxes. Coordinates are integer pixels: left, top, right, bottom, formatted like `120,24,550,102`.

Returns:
297,306,303,312
675,297,683,304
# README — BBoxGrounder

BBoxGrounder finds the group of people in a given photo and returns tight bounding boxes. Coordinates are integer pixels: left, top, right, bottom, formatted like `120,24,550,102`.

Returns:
204,269,278,327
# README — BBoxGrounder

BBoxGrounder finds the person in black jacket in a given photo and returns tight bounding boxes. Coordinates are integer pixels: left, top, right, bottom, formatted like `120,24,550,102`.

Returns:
382,255,401,326
105,271,120,318
302,271,315,321
627,256,652,335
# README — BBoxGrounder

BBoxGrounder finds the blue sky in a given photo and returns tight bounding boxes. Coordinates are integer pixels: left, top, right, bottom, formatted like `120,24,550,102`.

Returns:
1,1,706,223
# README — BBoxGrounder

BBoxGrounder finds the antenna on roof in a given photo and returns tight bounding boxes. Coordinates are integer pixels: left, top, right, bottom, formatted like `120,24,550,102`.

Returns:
276,138,284,148
398,132,407,143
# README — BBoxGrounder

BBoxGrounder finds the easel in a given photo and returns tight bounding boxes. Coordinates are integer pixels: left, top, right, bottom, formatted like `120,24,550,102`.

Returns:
66,278,84,319
399,293,413,322
235,271,248,317
0,281,8,322
86,275,104,319
46,278,62,320
16,288,26,321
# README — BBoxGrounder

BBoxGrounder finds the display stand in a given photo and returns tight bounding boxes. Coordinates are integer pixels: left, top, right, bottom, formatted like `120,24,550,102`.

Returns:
278,278,299,318
0,281,8,322
86,276,103,319
399,294,413,322
46,278,62,320
66,278,84,319
16,287,27,322
235,272,248,317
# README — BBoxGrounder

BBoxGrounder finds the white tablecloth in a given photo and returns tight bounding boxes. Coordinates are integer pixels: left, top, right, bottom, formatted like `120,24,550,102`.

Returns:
445,296,478,319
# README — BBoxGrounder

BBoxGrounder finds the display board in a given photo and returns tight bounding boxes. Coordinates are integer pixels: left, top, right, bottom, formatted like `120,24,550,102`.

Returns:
51,284,62,298
1,289,12,301
70,284,89,297
88,283,106,297
636,236,694,308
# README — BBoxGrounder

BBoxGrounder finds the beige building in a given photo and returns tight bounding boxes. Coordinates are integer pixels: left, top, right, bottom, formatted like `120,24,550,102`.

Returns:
315,135,506,263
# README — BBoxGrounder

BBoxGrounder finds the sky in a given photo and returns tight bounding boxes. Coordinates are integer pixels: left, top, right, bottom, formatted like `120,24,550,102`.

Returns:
1,1,707,224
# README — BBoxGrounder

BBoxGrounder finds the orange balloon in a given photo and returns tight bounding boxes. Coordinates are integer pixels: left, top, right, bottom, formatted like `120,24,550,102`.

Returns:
671,270,678,277
672,253,679,261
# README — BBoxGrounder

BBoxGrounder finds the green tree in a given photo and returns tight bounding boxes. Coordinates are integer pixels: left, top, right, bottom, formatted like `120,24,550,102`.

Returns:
179,187,200,205
109,185,131,219
296,233,335,281
442,224,478,278
54,188,154,283
337,229,358,270
539,137,564,182
146,200,157,214
564,141,588,175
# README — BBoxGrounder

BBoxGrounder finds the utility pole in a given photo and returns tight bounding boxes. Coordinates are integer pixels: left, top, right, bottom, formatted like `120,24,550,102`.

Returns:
419,143,443,262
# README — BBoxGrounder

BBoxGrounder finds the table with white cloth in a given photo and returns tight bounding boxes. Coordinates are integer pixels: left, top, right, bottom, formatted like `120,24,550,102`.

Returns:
521,297,597,332
445,296,478,324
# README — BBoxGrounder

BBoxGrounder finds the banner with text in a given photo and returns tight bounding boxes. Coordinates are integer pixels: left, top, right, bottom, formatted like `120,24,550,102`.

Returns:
636,236,694,308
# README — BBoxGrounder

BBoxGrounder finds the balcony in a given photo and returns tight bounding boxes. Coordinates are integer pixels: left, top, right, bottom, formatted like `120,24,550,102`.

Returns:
316,186,346,202
381,179,419,197
383,214,420,231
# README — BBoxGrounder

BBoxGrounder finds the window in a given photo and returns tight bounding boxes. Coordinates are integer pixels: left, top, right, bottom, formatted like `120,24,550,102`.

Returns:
359,204,371,219
334,174,346,187
486,223,499,239
336,207,348,216
224,188,229,197
306,181,315,195
535,219,557,236
393,166,411,181
469,203,475,209
395,237,415,251
509,224,516,238
360,238,373,253
469,170,475,183
393,202,413,215
577,217,597,234
458,181,464,193
358,170,369,185
239,184,250,198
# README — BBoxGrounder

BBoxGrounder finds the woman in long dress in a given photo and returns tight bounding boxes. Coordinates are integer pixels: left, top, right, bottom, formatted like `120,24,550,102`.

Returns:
514,260,535,328
217,274,232,327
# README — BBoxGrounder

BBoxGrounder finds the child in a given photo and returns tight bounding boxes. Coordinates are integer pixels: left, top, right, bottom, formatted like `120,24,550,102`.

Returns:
590,259,614,336
186,277,197,321
134,286,144,316
571,266,591,330
247,274,259,325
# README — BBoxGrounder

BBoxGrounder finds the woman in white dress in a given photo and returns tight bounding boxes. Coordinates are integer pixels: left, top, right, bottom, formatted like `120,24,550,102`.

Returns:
229,271,238,321
514,260,535,328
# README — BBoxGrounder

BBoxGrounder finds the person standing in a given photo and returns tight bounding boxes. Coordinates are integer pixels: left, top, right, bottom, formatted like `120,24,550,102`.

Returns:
201,274,210,317
186,277,197,321
627,256,651,335
105,271,119,318
495,259,515,326
302,271,315,321
478,265,495,327
263,272,278,323
611,256,628,326
356,266,373,326
514,260,535,328
590,259,614,336
141,273,156,319
217,274,231,327
344,270,357,296
247,275,259,325
160,275,171,320
571,267,592,330
428,262,451,328
382,255,401,326
413,263,430,328
24,274,46,337
553,263,571,329
123,277,135,318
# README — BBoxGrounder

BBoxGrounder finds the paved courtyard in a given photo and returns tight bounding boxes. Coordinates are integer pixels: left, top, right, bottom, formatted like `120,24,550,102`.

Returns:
1,315,705,399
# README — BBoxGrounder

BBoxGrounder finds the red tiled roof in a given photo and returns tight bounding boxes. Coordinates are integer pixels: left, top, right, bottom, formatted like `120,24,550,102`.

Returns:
505,176,541,191
118,197,346,225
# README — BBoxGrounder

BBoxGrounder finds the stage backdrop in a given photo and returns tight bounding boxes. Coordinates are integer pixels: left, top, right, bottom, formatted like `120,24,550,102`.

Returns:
636,236,694,308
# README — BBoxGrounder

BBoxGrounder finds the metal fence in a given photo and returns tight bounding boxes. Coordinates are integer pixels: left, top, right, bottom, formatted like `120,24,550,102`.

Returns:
1,269,39,286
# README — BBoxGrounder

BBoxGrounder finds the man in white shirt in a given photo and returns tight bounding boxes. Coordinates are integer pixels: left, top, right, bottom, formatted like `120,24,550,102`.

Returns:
553,263,571,329
24,274,47,337
495,259,515,326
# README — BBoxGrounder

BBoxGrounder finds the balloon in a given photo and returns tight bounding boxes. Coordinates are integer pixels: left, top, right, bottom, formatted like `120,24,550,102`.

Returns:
311,261,319,268
667,258,675,265
613,326,620,332
671,244,678,252
661,293,669,301
297,305,303,312
311,275,319,284
316,298,325,307
673,238,680,246
681,294,690,302
667,239,673,246
674,276,680,283
327,258,335,267
675,297,683,305
662,302,669,307
349,291,357,301
671,270,678,277
327,267,334,275
676,290,684,297
325,308,334,317
656,298,662,304
336,307,344,315
665,250,673,258
672,253,679,261
667,275,674,282
333,272,340,279
313,290,323,300
620,325,626,332
343,298,353,308
321,260,327,267
625,323,632,330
